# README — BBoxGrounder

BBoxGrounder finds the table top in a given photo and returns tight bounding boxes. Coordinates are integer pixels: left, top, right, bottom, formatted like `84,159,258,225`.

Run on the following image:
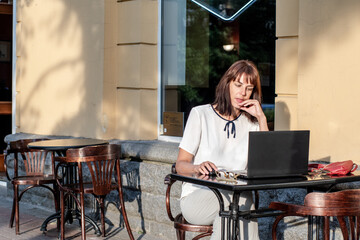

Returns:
27,138,109,151
170,171,360,192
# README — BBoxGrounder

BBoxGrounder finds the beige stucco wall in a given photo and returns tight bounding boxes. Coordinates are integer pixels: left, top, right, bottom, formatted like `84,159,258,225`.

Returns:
275,0,299,131
277,0,360,163
15,0,158,140
15,0,105,138
16,0,360,159
115,0,158,140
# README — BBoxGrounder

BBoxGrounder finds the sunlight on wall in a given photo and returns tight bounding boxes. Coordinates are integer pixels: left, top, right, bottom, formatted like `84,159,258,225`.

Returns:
17,0,104,138
297,0,360,161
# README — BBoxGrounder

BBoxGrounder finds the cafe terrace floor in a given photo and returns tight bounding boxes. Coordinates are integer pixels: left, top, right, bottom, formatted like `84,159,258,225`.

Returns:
0,172,159,240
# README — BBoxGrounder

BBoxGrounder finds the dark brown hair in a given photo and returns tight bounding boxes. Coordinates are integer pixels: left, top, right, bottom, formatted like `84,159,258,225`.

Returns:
212,60,262,122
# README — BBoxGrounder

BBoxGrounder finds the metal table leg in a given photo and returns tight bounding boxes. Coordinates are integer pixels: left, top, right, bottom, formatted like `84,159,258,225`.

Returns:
209,188,243,240
41,161,101,236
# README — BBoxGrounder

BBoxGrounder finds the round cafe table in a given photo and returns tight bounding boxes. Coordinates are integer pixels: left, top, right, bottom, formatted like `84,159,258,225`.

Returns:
28,138,109,235
28,138,109,151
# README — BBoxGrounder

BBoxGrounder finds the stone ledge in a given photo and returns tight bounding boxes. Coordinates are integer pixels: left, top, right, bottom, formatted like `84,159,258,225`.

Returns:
4,133,179,164
111,139,178,164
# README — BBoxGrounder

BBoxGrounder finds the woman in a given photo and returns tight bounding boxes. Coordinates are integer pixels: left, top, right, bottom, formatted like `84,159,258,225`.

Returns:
175,60,268,239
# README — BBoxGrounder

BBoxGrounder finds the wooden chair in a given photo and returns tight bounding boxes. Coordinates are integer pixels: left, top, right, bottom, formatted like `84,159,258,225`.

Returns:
269,189,360,240
3,138,59,235
164,164,213,240
56,144,134,240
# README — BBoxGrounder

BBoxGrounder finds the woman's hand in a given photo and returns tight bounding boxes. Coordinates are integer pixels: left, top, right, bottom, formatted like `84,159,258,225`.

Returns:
239,99,269,131
239,99,263,119
195,161,218,175
176,149,218,175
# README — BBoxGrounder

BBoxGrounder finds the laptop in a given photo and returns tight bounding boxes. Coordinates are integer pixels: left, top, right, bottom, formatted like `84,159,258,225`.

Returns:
237,130,310,179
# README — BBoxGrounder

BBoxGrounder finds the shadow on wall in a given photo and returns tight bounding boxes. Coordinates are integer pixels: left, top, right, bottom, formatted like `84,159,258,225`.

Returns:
274,101,290,130
17,0,103,138
312,156,331,164
16,1,360,139
17,0,151,139
122,162,146,235
100,161,146,237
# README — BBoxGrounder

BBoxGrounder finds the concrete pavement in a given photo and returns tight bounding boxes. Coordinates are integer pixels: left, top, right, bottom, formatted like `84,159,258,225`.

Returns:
0,174,160,240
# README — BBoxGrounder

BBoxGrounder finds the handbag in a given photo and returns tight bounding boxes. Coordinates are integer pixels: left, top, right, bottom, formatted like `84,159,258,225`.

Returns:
308,160,358,175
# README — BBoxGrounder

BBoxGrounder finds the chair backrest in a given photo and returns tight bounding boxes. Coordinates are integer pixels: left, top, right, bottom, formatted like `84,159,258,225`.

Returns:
304,189,360,240
65,144,120,196
7,138,52,177
304,189,360,216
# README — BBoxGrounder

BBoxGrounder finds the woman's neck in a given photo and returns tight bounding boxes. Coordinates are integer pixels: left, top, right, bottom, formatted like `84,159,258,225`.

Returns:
212,104,240,121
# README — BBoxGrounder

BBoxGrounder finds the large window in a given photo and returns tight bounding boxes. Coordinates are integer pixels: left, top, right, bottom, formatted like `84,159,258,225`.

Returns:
160,0,275,137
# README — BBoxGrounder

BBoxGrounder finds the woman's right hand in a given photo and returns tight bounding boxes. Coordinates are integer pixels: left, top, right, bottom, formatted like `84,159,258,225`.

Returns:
176,148,218,175
195,161,218,175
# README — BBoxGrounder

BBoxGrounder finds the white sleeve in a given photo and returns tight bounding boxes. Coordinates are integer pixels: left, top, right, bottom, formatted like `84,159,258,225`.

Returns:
179,108,201,156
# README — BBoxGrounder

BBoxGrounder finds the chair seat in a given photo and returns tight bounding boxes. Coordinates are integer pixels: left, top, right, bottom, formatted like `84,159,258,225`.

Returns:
11,175,58,185
60,182,118,195
174,214,213,233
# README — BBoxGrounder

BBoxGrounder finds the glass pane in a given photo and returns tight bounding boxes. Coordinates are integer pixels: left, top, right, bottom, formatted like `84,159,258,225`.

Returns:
161,0,275,136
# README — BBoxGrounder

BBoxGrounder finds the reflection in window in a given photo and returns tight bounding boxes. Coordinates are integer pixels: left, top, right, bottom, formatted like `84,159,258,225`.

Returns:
161,0,275,137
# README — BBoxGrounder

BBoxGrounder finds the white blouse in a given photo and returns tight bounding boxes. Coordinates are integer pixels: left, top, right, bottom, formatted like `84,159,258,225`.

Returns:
179,104,259,198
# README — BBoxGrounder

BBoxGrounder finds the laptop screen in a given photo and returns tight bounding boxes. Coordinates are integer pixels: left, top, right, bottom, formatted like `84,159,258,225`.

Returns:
246,130,310,178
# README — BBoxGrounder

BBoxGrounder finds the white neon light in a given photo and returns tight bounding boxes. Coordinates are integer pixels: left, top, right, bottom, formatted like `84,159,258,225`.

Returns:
191,0,257,21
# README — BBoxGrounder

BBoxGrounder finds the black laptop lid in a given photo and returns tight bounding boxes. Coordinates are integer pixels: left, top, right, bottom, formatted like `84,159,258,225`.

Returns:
246,130,310,178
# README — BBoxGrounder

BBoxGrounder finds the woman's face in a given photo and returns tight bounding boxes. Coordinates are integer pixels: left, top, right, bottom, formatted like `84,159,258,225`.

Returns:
229,74,254,113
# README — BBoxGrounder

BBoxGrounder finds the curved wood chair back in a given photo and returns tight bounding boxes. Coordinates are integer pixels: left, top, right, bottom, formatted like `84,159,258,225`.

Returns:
6,138,53,178
270,189,360,240
66,144,120,196
4,138,59,235
58,144,134,240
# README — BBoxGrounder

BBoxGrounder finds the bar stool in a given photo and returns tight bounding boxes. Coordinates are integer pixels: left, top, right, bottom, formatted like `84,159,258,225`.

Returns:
56,144,134,240
269,189,360,240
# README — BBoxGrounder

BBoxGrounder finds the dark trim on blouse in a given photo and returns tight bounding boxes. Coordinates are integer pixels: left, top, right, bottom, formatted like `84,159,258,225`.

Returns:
210,104,242,138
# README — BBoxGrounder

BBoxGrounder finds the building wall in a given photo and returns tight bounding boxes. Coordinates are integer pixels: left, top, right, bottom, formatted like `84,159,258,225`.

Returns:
15,0,105,138
276,0,360,163
114,0,158,140
15,0,360,160
15,0,158,140
275,0,299,131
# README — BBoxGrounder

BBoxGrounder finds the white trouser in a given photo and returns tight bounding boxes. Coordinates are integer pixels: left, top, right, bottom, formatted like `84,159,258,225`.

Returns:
180,187,259,240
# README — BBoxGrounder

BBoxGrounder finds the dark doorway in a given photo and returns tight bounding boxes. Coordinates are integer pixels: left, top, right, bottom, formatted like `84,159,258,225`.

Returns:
0,2,13,153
